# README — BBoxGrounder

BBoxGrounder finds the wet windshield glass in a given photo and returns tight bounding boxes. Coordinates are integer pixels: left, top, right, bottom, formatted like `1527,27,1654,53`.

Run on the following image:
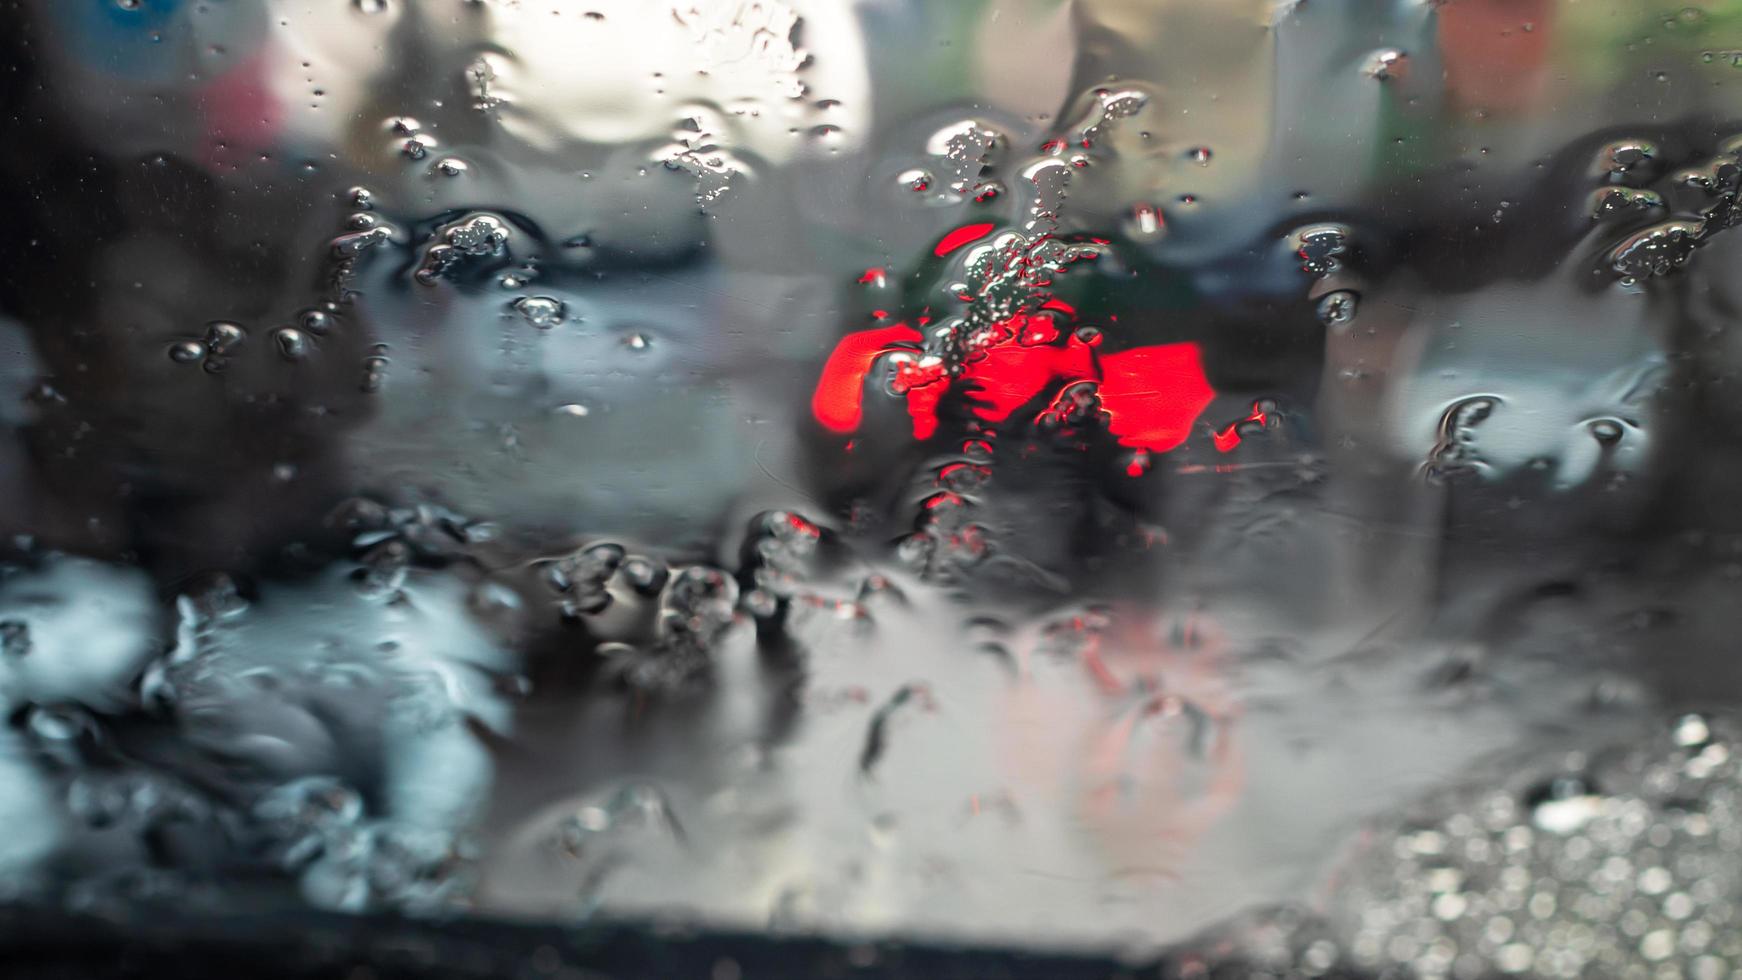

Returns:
3,1,1742,975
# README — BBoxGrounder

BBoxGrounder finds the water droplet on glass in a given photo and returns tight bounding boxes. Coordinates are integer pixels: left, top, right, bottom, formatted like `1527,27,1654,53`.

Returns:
354,0,387,13
1594,139,1660,180
1317,290,1360,327
897,168,931,193
415,212,510,284
1589,419,1624,445
332,227,391,258
205,322,245,355
1608,220,1701,279
1293,224,1351,275
361,354,389,392
1589,187,1665,218
622,556,670,596
273,327,311,361
1125,203,1166,241
1186,146,1213,166
168,340,205,365
512,296,566,330
1527,776,1606,835
1675,714,1712,747
1366,48,1408,81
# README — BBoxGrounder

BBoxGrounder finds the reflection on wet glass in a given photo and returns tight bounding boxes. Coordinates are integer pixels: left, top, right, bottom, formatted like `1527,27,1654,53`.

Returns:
3,0,1742,974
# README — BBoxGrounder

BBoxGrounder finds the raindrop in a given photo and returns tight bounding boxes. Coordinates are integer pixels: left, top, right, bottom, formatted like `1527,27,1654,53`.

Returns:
1124,202,1166,241
512,296,566,330
168,340,205,365
1608,220,1701,279
1674,714,1711,747
622,556,670,596
205,322,246,355
1526,776,1606,835
1594,139,1660,180
1589,187,1664,218
1366,48,1408,81
273,327,311,361
578,542,627,580
332,227,391,257
1317,290,1360,326
354,0,387,12
1293,224,1350,275
415,212,510,284
361,354,389,392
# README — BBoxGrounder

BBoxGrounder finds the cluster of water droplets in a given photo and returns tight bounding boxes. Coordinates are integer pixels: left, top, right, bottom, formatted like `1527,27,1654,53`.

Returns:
1170,713,1742,979
15,0,1742,972
1600,134,1742,284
